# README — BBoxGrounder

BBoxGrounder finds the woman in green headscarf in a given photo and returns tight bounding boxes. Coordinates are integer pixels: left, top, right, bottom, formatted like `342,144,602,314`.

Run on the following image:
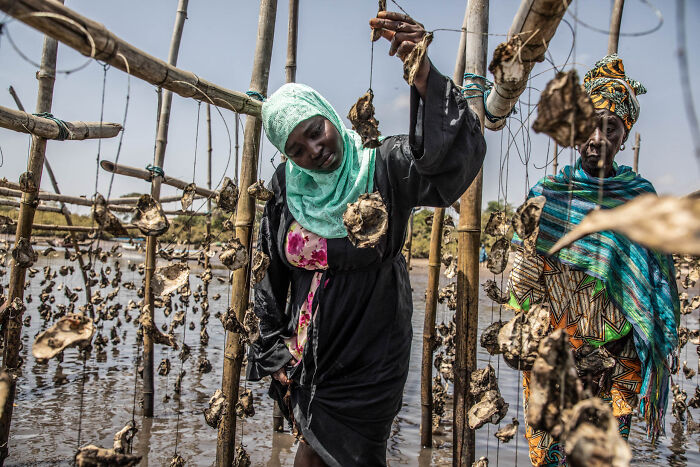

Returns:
247,11,487,466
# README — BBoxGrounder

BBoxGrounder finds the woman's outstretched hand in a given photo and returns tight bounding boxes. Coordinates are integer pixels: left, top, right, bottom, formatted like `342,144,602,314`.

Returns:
369,11,430,97
272,357,297,385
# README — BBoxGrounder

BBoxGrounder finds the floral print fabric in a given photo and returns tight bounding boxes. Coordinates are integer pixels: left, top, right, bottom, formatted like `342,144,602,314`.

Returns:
284,221,328,363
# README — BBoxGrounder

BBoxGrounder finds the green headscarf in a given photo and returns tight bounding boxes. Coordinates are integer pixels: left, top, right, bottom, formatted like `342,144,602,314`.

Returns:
262,83,377,238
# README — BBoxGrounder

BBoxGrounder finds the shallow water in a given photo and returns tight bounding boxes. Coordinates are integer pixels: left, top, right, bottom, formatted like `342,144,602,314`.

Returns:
2,243,699,466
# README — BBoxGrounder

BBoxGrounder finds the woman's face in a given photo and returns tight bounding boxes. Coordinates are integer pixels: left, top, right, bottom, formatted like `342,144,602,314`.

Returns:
284,115,344,172
578,109,626,178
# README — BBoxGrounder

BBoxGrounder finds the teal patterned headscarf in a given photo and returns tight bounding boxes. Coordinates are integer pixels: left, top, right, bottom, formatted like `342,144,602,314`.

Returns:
262,83,376,238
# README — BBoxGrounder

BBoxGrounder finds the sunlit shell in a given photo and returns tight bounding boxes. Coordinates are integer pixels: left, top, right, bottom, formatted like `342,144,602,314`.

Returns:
243,307,260,343
251,250,270,285
343,192,388,249
219,238,249,271
467,389,509,430
472,456,489,467
562,398,631,467
532,69,598,148
92,194,128,237
484,211,509,237
113,421,137,454
488,35,525,85
140,305,178,349
348,90,381,149
247,180,273,202
497,305,550,371
469,364,498,399
152,263,190,297
181,183,197,211
32,313,94,360
75,445,141,467
403,32,433,86
494,418,519,443
512,196,546,239
215,177,239,213
235,388,255,418
12,237,37,268
131,195,169,236
204,389,227,429
487,237,510,275
169,454,185,467
482,279,509,304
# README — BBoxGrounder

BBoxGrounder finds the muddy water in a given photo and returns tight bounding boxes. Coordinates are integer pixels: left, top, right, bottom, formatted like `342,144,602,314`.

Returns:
3,246,699,466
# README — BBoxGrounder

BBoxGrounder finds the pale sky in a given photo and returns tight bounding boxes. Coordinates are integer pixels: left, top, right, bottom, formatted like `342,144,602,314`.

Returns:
1,0,698,215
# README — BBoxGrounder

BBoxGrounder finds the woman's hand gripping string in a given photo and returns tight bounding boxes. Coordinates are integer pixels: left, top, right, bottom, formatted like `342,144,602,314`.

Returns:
369,11,430,98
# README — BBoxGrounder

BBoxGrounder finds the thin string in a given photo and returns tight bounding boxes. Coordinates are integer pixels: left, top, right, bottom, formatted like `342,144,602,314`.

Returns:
192,101,202,184
76,348,88,450
107,72,131,200
93,64,109,198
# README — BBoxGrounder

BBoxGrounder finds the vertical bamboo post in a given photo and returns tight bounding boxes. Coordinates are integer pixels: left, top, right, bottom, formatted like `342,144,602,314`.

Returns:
205,103,212,270
420,2,470,449
552,142,558,175
216,1,278,464
142,0,189,418
7,86,93,308
632,132,640,173
234,114,240,183
285,0,299,83
0,2,64,460
454,1,488,465
607,0,625,55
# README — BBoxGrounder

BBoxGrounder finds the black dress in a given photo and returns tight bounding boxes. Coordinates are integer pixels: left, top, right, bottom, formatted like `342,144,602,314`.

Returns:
247,63,486,466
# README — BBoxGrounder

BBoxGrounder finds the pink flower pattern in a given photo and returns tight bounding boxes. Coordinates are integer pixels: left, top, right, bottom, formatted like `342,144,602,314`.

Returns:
283,221,328,363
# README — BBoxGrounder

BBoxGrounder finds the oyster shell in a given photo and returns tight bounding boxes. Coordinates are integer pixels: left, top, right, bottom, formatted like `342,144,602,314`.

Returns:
140,305,178,349
403,32,433,86
527,329,584,438
32,313,94,360
573,343,616,377
158,358,171,376
92,194,128,237
12,237,38,268
512,196,546,239
169,454,185,467
75,445,141,467
484,210,509,237
235,388,255,418
131,194,169,236
532,69,599,148
497,305,550,371
494,418,519,443
343,192,388,248
487,237,510,275
233,445,251,467
215,177,239,213
251,250,270,285
247,180,273,201
219,238,249,271
204,389,227,428
198,357,212,373
562,398,631,467
472,457,489,467
152,263,190,297
467,389,509,430
480,320,506,355
243,307,260,343
488,35,525,85
482,279,509,304
348,90,381,149
113,421,137,454
180,183,197,211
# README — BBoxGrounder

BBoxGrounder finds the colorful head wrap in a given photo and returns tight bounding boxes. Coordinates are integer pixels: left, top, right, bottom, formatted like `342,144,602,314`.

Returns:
583,54,647,137
262,83,376,238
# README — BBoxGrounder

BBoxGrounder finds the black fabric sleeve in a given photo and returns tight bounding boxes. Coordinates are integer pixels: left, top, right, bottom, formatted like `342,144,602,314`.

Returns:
246,168,294,381
380,61,487,209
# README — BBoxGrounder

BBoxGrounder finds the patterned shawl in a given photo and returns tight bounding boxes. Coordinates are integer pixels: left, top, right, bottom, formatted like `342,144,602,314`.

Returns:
516,159,679,440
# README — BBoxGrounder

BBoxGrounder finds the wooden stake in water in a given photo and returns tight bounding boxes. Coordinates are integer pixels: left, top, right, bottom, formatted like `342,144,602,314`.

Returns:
143,0,190,418
216,1,278,465
455,1,488,465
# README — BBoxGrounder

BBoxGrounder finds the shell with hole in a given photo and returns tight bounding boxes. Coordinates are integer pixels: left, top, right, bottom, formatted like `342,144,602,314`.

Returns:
131,194,169,236
32,313,94,360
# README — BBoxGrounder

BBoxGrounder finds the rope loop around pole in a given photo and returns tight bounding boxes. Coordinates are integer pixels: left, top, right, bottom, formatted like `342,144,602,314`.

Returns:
460,73,516,124
245,90,266,102
32,112,70,140
145,164,165,179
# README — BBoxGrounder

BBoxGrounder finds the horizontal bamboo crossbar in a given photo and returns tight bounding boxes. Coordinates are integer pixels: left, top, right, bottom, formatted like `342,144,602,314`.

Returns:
0,0,262,117
0,198,63,213
0,105,122,140
100,160,215,198
31,222,139,232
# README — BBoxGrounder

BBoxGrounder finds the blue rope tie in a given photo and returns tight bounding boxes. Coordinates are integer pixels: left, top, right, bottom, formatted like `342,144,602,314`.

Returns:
33,112,70,140
245,90,266,102
146,164,165,179
461,73,516,124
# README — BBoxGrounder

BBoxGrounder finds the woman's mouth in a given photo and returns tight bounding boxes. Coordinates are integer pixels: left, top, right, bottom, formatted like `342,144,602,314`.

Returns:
319,152,335,169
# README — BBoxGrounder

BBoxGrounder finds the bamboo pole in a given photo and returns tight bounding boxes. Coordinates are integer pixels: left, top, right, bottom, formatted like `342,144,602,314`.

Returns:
108,194,190,205
285,0,299,83
217,1,277,464
0,104,122,140
552,142,558,175
420,1,470,449
454,1,488,465
7,86,94,307
100,160,214,198
632,132,641,173
234,114,240,183
142,0,189,418
31,222,138,232
607,0,625,55
0,199,63,212
483,0,572,130
0,4,63,459
0,0,262,117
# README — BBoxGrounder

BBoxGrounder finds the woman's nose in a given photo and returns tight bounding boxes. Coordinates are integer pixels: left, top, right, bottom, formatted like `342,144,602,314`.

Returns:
591,127,604,144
